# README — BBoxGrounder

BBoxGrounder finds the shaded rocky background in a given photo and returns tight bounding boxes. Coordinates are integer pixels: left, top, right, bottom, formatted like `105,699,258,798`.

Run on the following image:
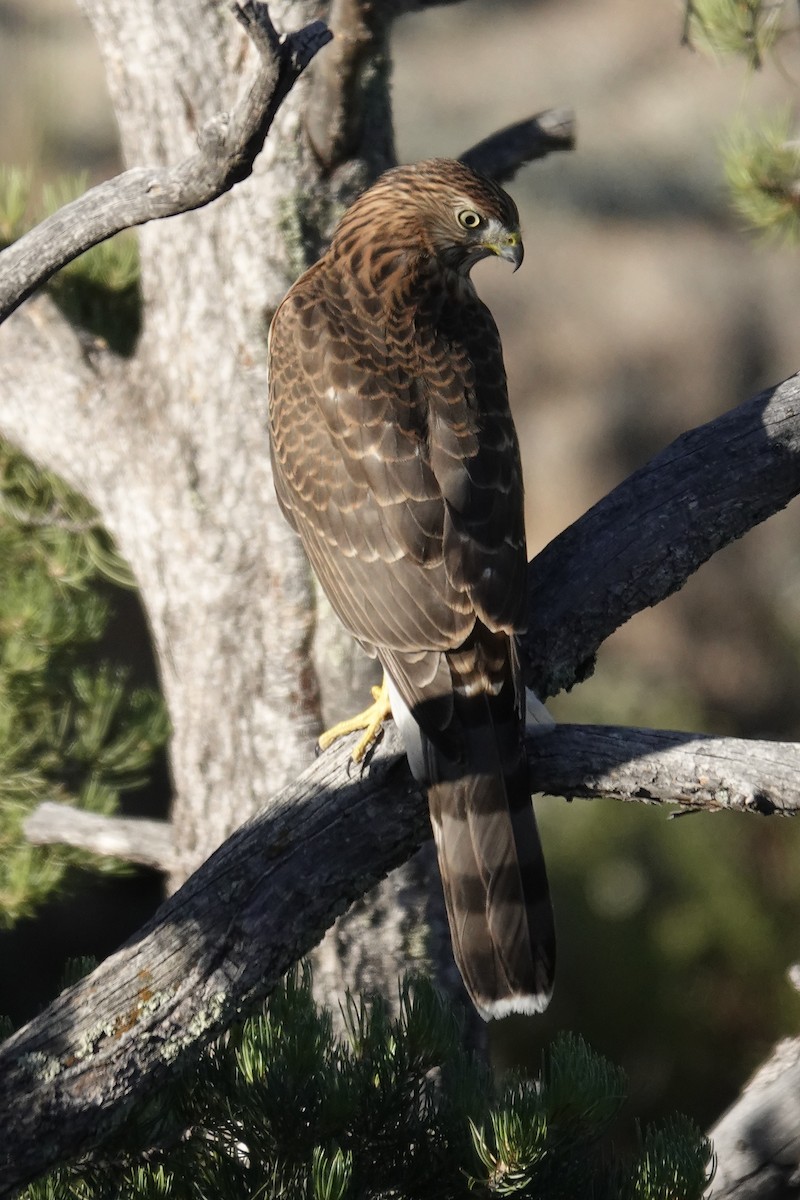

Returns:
2,0,800,1133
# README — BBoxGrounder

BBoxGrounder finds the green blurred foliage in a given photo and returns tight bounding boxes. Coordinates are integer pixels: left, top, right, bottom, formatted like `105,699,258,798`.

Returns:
686,0,800,242
19,968,714,1200
687,0,781,68
0,442,168,925
724,114,800,243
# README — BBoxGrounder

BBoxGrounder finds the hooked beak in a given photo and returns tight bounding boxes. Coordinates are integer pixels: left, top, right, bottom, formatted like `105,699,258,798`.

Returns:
488,228,524,271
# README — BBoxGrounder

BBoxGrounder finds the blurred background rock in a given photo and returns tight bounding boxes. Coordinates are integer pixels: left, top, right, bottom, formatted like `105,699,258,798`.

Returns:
2,0,800,1133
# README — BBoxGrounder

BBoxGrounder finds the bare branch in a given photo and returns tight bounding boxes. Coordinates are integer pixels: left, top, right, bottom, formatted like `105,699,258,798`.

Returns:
5,712,800,1193
0,731,428,1198
706,1033,800,1198
460,108,577,183
305,0,389,171
523,371,800,698
0,4,332,324
23,803,177,871
23,723,800,876
531,725,800,815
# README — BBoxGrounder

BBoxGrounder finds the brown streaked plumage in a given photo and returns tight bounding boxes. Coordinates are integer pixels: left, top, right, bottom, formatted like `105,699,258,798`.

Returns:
268,158,555,1019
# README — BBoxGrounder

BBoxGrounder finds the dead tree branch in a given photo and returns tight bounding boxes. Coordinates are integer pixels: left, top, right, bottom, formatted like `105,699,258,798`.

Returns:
523,371,800,698
21,722,800,875
4,711,800,1195
706,1031,800,1198
460,108,576,183
0,4,332,323
23,803,177,871
530,724,800,815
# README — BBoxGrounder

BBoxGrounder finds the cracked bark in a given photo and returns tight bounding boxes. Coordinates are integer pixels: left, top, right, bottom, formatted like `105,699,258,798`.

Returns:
3,718,800,1198
0,1,799,1195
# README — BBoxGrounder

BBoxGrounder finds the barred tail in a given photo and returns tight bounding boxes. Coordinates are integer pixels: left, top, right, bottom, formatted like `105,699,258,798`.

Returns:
428,752,555,1019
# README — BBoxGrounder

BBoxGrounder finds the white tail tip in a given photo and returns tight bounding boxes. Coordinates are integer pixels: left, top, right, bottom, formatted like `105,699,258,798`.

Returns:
525,689,556,734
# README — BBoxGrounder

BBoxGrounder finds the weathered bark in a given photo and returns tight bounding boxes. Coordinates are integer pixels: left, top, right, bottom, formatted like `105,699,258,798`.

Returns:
707,1030,800,1198
0,4,332,321
0,729,426,1200
1,0,800,1192
524,371,800,698
3,717,800,1197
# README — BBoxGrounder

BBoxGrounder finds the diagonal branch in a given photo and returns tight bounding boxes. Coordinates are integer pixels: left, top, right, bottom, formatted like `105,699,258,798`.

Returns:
523,371,800,698
460,108,576,183
0,732,426,1199
0,4,332,324
3,714,800,1195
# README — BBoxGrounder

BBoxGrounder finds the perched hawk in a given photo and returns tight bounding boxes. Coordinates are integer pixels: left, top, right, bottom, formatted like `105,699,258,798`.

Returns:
268,158,555,1018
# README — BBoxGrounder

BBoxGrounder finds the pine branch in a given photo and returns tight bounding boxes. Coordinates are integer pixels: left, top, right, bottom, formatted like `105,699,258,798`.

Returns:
0,4,332,324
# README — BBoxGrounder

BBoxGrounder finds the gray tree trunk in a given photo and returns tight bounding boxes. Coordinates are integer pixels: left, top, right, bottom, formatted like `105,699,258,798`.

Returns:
2,2,800,1196
0,0,440,1010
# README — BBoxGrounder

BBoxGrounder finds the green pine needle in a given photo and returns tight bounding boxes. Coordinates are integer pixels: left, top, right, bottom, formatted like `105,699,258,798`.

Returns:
629,1115,716,1199
0,440,167,925
14,969,714,1200
311,1145,353,1200
687,0,782,68
724,115,800,242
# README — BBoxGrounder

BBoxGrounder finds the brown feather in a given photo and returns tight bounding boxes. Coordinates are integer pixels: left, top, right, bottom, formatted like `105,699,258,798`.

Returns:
268,158,555,1017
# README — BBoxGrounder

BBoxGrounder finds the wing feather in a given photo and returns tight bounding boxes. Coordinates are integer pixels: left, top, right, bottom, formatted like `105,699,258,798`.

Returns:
268,239,527,716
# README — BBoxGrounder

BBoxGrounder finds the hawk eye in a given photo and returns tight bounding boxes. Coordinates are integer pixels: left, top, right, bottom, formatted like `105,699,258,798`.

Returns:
457,208,483,230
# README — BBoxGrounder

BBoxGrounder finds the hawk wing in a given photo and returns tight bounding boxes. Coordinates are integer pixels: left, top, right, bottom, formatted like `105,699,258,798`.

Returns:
268,258,526,729
269,229,555,1019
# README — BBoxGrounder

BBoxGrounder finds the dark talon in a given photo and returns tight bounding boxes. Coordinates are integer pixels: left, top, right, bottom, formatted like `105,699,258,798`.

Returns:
359,726,384,774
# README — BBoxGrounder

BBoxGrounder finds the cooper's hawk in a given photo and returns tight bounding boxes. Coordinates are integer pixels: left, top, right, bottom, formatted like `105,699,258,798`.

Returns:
268,158,555,1019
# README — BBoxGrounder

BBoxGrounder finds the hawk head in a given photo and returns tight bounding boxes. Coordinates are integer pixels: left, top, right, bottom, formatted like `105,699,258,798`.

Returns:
331,158,524,282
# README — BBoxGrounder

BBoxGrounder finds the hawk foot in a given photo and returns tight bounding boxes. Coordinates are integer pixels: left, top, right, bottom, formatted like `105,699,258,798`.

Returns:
318,676,392,764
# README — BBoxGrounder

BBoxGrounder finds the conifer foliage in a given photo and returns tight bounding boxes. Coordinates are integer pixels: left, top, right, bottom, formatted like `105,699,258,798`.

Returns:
19,968,713,1200
0,169,166,925
0,440,168,923
685,0,800,241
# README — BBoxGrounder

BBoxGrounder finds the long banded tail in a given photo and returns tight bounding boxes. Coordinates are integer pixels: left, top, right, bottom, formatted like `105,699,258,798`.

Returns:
385,665,556,1020
428,751,555,1020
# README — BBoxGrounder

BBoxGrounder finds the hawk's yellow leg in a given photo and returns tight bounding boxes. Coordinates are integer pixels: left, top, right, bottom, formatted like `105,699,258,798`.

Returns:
318,676,392,763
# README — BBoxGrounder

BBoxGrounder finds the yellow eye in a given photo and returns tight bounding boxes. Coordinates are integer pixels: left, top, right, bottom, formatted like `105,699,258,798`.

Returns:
457,208,483,230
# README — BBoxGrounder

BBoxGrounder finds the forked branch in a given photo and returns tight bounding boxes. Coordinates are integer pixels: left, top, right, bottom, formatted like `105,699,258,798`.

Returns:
0,4,332,323
5,360,800,1189
3,710,800,1196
